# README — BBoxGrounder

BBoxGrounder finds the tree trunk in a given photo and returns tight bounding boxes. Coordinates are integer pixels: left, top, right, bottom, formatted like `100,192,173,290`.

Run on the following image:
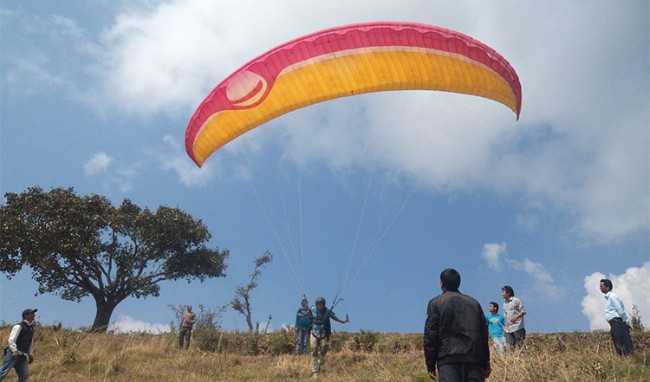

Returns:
91,300,117,332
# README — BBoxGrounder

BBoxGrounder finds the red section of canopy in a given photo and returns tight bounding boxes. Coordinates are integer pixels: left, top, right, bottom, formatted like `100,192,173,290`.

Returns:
186,22,522,164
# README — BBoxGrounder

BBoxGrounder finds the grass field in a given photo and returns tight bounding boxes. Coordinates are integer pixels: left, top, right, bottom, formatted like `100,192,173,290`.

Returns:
1,325,648,381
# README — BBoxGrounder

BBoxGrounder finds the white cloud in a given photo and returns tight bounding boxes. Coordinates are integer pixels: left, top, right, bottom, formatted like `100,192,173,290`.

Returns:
507,258,561,299
6,57,67,95
160,135,215,187
83,152,113,176
481,242,560,298
482,242,507,270
111,163,143,193
94,1,649,242
581,262,650,330
2,10,89,97
109,315,170,334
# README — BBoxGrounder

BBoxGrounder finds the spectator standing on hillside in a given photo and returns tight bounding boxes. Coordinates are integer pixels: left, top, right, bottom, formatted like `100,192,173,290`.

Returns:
485,302,506,354
295,297,313,354
599,279,634,356
424,269,490,381
178,305,196,350
0,308,37,382
502,286,526,350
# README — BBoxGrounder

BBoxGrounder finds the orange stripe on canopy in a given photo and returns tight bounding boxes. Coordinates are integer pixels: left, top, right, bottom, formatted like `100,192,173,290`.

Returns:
186,22,522,166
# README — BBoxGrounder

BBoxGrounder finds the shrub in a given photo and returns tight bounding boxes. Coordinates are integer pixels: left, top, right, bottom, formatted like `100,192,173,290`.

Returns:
349,330,379,352
169,304,227,352
267,329,295,355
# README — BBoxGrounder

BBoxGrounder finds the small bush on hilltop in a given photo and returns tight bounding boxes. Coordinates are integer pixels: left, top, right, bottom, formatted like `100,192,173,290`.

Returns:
169,304,227,352
349,330,379,352
630,305,644,332
266,327,295,355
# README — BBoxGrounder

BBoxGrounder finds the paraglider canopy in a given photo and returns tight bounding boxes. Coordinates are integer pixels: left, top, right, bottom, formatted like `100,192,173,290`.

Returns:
185,22,522,166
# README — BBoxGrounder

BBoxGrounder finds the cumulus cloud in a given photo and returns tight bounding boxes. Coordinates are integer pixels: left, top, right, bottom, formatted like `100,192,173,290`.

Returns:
506,258,561,298
581,262,650,330
482,242,507,270
83,152,113,176
481,242,560,298
94,1,649,241
109,315,170,334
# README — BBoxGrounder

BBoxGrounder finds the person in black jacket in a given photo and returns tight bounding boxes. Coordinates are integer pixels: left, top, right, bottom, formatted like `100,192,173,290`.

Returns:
0,308,37,382
424,269,490,381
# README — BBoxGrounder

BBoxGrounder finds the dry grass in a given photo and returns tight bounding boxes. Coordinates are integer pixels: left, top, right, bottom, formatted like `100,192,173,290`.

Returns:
1,325,648,381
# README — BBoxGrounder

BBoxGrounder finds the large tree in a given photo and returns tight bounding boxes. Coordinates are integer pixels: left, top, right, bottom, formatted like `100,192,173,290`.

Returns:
0,187,228,331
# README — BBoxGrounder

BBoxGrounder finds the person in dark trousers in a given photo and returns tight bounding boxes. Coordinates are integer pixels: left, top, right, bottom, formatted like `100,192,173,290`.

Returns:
424,269,490,382
178,305,196,350
310,297,349,377
0,309,37,382
294,297,313,354
599,279,634,356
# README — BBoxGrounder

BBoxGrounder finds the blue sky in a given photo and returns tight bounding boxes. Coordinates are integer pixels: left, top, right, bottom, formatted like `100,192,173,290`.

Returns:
1,1,648,333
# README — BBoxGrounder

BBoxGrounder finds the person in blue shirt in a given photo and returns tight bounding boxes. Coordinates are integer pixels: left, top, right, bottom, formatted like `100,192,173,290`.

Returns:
310,296,349,377
485,302,506,353
600,279,634,356
294,297,313,354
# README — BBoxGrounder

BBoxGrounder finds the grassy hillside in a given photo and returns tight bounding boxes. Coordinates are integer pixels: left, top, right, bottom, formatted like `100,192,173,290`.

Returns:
1,325,648,381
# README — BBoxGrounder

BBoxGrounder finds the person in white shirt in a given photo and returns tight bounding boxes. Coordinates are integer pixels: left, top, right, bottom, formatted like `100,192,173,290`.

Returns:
0,309,37,381
600,279,633,356
501,285,526,350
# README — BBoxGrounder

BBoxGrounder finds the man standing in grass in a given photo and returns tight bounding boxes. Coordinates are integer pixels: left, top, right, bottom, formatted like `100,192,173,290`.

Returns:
310,297,349,378
502,285,526,350
0,308,37,382
485,302,506,354
424,269,490,381
178,305,196,350
599,279,634,356
295,296,312,354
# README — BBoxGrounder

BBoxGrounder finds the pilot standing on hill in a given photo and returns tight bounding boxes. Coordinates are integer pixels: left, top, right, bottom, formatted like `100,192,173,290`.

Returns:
0,308,37,382
310,297,349,378
424,269,490,382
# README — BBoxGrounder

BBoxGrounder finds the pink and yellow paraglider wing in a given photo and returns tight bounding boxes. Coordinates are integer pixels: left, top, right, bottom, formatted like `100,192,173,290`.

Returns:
186,22,522,166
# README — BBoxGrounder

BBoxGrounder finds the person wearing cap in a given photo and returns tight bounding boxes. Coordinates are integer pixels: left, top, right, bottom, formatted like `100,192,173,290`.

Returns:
294,297,313,354
310,297,349,377
0,309,37,381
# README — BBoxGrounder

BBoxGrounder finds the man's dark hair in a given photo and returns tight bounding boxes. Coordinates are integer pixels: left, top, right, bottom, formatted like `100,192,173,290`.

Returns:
502,285,515,297
440,268,461,291
489,302,499,312
600,279,613,291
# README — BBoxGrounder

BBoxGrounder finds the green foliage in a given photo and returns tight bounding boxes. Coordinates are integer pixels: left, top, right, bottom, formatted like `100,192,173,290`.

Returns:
0,187,229,331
